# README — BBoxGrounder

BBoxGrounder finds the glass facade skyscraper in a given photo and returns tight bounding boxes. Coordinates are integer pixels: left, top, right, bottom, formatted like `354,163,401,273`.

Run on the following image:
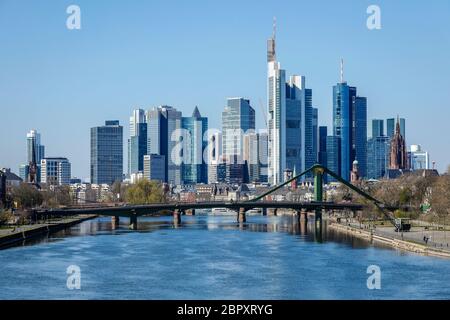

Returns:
90,120,123,185
146,106,182,185
222,98,255,160
367,136,389,179
181,106,208,184
128,109,147,175
372,119,384,138
332,81,367,181
387,118,405,141
326,136,340,182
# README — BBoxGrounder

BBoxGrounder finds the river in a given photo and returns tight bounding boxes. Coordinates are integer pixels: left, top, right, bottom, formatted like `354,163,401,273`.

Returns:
1,214,449,299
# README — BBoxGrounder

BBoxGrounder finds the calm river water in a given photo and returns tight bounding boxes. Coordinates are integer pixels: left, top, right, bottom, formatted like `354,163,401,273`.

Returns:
1,215,449,299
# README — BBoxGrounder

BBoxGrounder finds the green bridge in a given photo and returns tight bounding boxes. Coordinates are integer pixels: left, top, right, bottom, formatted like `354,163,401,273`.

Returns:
35,164,399,230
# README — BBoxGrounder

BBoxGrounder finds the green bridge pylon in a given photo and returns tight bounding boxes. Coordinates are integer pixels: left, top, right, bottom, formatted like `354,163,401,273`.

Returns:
250,163,395,225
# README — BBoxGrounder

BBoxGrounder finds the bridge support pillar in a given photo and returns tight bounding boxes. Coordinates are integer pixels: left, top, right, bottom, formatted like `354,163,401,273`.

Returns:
238,207,246,223
300,209,308,222
112,216,120,229
129,215,138,230
262,208,267,216
273,208,278,216
314,167,324,225
173,209,181,224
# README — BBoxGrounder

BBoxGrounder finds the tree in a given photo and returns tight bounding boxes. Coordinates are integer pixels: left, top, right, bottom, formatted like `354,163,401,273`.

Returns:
125,179,164,205
430,175,450,222
42,186,72,208
11,183,43,209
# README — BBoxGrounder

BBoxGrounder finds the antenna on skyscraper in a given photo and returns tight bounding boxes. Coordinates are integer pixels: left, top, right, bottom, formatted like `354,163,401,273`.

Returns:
340,58,344,83
273,16,276,40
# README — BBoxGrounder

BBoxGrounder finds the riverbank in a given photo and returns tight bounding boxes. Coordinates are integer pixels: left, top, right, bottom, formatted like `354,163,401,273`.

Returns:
328,222,450,258
0,215,98,249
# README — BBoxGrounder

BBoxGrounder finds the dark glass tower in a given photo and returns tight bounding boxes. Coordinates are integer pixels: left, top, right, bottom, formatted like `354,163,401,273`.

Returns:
90,121,123,185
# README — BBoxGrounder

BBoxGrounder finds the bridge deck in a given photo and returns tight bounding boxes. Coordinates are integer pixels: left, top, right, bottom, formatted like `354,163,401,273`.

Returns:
36,201,364,218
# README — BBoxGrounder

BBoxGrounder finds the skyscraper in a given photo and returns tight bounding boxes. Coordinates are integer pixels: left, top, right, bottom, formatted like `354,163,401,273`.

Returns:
332,60,367,181
181,106,208,184
146,106,182,185
221,98,255,184
318,126,328,182
387,117,406,141
26,129,45,183
243,131,268,183
367,136,389,179
143,154,166,182
267,22,314,184
207,131,222,184
222,98,255,159
128,109,147,175
312,108,318,163
371,119,384,138
326,136,340,181
90,121,123,185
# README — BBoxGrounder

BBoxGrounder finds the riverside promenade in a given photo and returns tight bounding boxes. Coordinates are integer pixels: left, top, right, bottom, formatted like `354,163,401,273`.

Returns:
0,214,98,249
329,220,450,258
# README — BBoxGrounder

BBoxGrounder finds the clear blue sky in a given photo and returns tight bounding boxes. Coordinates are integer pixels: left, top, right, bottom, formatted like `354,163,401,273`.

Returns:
1,0,449,180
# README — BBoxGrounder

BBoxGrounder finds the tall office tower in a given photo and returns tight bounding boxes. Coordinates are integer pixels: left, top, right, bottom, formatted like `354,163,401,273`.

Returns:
318,126,328,183
146,106,182,185
332,60,367,181
143,154,166,182
267,23,314,184
367,136,390,179
387,117,406,141
389,117,408,170
40,157,71,186
19,164,29,182
243,131,269,183
409,145,429,170
128,109,147,175
371,119,384,138
318,127,328,167
312,108,318,164
90,121,123,185
354,97,367,178
326,136,341,182
221,98,254,184
207,131,222,184
26,129,45,183
181,106,208,184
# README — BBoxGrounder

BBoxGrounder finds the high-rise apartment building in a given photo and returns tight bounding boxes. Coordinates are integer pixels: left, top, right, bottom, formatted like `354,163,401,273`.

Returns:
90,120,123,185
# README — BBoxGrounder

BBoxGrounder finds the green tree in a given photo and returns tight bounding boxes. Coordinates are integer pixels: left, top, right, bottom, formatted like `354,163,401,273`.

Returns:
125,179,164,205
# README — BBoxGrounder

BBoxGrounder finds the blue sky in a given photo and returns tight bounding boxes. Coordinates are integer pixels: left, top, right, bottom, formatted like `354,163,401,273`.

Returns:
1,0,449,180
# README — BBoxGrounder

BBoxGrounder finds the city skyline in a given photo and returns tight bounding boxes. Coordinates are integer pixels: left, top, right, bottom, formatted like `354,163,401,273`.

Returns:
1,0,449,179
